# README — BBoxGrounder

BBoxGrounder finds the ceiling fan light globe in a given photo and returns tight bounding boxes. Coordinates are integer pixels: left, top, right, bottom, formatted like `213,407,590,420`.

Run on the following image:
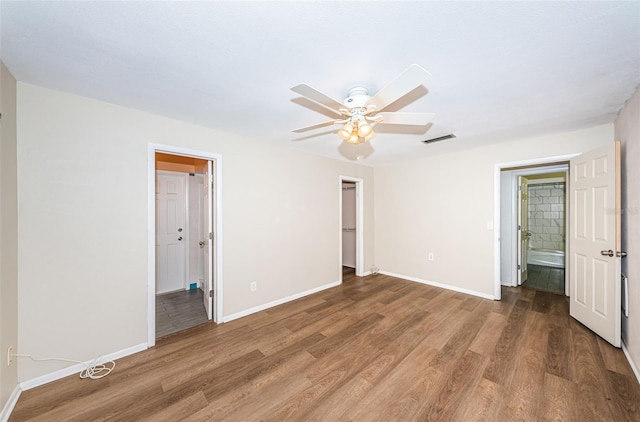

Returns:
348,133,359,144
338,128,351,141
358,123,373,137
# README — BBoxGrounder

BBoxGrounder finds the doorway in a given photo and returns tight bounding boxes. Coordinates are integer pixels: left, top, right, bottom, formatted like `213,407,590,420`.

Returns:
155,154,209,338
494,144,622,348
342,181,356,278
501,165,569,296
148,145,223,347
493,154,578,299
340,176,364,279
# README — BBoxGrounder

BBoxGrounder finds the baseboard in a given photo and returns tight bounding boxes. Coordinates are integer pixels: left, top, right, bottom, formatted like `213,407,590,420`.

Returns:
379,270,496,300
19,342,148,391
223,280,342,323
0,384,21,422
622,340,640,385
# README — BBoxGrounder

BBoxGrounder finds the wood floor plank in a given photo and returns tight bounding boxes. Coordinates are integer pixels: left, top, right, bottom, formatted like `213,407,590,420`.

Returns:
137,390,208,422
498,347,545,421
468,311,508,357
458,377,504,421
258,311,346,356
183,354,315,421
520,310,550,353
606,368,640,420
428,303,489,374
597,336,637,377
420,349,488,421
482,299,530,386
542,372,579,422
345,342,441,421
570,319,618,421
9,272,640,422
545,323,573,380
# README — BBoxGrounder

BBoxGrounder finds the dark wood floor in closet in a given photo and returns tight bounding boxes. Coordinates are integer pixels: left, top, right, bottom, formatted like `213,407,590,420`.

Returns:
10,270,640,421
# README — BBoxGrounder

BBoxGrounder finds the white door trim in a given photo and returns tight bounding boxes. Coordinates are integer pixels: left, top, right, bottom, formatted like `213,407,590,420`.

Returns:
493,154,579,300
340,176,364,278
148,144,223,347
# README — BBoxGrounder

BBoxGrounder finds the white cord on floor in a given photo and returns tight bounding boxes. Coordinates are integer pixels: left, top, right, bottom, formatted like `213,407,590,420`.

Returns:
13,354,115,379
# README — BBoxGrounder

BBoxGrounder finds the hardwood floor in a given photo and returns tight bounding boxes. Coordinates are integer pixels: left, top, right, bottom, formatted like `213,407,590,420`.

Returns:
156,289,209,338
522,264,565,295
10,272,640,421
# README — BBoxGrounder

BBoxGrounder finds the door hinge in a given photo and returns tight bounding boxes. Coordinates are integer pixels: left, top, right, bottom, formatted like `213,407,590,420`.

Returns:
209,290,214,298
209,232,213,240
517,264,521,270
517,225,521,230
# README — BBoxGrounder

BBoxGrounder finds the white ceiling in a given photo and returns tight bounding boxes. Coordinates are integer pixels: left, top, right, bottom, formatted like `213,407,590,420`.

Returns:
1,1,639,166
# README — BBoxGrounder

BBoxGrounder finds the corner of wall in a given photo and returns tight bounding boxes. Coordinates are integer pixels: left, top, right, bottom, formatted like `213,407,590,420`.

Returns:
0,60,20,419
615,83,640,379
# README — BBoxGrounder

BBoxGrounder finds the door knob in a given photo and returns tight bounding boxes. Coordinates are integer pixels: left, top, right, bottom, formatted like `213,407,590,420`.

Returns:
617,251,627,258
178,236,183,241
600,249,614,257
178,228,183,232
199,241,205,247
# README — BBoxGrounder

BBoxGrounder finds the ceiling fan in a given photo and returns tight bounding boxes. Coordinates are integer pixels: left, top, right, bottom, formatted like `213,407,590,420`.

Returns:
291,64,435,144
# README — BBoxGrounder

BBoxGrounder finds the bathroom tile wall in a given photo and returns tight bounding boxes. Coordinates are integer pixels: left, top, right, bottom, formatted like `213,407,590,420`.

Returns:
528,182,566,251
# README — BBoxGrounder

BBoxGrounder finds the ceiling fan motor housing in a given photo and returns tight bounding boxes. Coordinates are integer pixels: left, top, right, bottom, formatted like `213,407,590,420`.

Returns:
344,87,371,108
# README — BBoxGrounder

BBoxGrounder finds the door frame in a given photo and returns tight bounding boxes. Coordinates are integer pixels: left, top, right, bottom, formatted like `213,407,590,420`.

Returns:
148,144,223,347
339,176,364,278
493,154,578,300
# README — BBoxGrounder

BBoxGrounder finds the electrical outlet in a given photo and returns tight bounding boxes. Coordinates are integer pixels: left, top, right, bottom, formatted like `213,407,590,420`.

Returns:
428,253,434,261
250,282,257,292
7,346,13,366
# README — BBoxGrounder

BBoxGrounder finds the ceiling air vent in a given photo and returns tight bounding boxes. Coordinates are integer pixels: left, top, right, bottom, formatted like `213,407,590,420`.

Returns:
422,134,456,144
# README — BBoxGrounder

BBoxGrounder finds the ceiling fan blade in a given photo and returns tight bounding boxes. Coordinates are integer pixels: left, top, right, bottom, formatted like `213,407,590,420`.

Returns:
366,64,432,112
291,84,345,115
375,112,435,126
293,120,340,133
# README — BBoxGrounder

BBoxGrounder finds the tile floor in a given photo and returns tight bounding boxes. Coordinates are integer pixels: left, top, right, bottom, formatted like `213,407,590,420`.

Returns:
522,264,565,295
156,289,209,338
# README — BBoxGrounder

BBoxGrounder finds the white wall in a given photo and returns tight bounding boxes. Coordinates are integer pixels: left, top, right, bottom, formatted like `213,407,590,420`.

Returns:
374,125,613,297
0,61,19,412
16,83,375,381
616,84,640,378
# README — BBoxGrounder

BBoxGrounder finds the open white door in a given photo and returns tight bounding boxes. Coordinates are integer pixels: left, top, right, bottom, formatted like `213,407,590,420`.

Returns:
202,161,214,320
569,142,621,347
517,176,530,285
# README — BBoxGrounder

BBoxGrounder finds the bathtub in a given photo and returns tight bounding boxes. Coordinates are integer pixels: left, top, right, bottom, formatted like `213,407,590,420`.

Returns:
528,249,565,268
